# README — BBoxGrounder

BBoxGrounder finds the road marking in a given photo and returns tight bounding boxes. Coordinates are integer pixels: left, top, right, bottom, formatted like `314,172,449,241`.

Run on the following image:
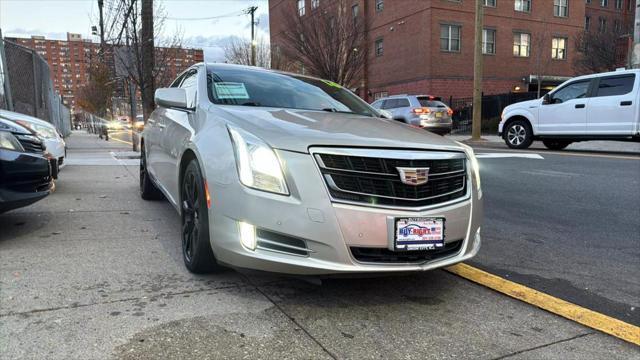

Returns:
520,169,579,177
473,147,640,161
476,153,544,159
109,137,133,146
445,263,640,346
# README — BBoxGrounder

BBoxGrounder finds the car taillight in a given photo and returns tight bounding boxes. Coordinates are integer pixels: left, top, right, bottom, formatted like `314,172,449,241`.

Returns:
447,108,453,116
412,107,431,114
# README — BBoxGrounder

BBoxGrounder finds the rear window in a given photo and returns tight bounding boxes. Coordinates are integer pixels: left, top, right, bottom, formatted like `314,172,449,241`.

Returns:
417,97,447,108
382,98,410,109
595,74,635,97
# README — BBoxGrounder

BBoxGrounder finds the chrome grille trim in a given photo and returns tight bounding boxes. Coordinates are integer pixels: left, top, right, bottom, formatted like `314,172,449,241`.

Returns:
310,147,471,210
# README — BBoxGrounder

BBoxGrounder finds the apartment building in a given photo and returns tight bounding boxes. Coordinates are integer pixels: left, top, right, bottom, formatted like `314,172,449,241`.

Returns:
270,0,635,101
7,33,204,113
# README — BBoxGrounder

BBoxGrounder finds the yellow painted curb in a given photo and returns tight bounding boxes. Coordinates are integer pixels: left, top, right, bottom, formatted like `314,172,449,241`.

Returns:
445,263,640,346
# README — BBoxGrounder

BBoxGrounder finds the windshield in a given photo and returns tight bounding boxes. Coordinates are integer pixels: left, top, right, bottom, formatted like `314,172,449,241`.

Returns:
206,67,377,117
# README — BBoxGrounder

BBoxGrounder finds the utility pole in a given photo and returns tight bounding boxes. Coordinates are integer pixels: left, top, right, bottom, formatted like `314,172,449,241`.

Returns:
246,6,258,66
125,24,138,152
141,0,155,123
633,1,640,68
98,0,105,60
471,0,484,141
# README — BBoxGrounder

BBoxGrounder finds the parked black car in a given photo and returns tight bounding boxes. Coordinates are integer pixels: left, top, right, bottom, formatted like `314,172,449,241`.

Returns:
0,119,53,213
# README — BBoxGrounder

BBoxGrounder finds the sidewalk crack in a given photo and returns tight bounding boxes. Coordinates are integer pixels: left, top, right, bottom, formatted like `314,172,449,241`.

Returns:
491,332,595,360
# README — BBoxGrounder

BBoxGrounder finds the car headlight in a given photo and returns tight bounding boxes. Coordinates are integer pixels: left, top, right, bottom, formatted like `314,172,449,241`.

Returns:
14,120,58,139
227,126,289,195
456,142,481,193
0,131,25,152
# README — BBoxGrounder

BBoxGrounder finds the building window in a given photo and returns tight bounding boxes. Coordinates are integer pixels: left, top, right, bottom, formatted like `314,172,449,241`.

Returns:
375,38,384,56
614,0,622,9
376,0,383,12
312,0,319,9
513,32,530,57
373,91,388,100
515,0,531,12
352,4,359,18
440,24,461,52
552,37,566,59
600,0,608,7
598,17,607,32
614,19,621,32
482,29,496,54
298,0,305,16
585,16,591,30
484,0,496,6
554,0,568,17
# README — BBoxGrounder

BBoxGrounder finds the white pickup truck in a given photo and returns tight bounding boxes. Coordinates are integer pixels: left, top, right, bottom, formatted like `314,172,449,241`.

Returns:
499,69,640,150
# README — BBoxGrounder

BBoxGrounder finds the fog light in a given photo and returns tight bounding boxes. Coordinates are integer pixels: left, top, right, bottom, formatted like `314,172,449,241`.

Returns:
238,221,256,250
474,227,481,248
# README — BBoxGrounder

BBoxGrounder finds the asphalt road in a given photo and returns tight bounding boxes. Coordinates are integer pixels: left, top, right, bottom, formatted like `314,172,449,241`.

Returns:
0,132,638,359
469,149,640,326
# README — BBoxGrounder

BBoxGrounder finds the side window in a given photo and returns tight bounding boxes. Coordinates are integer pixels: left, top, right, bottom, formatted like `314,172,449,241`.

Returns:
381,99,394,109
180,71,198,108
595,75,635,97
396,98,410,108
551,81,590,103
371,100,382,109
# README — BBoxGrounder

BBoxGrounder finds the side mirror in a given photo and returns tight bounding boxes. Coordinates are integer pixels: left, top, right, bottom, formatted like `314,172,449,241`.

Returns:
155,88,188,109
378,109,393,119
542,93,551,105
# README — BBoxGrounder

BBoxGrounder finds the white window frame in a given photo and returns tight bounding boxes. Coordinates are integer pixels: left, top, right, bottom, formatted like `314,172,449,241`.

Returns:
551,37,567,60
513,32,531,57
298,0,306,16
484,0,496,6
482,28,496,54
440,24,461,52
614,0,622,9
600,0,608,7
375,0,384,12
554,0,568,17
375,38,384,57
515,0,531,12
311,0,320,9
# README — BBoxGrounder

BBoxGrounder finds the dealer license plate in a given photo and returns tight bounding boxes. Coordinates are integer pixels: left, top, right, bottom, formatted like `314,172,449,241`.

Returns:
395,218,445,251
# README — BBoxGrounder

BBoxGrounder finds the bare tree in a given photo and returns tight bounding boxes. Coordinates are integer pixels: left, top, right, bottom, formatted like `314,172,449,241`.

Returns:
278,0,367,87
224,37,271,68
76,62,114,117
104,0,183,111
573,30,622,74
532,21,553,98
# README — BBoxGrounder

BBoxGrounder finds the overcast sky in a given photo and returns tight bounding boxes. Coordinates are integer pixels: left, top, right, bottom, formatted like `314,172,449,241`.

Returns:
0,0,270,62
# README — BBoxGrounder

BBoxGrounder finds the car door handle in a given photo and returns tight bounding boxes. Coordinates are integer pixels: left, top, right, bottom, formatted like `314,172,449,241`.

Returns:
158,123,166,129
147,119,155,124
620,101,632,106
575,104,585,109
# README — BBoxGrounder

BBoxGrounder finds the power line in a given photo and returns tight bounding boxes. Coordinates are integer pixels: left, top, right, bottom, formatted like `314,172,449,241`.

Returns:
166,10,245,21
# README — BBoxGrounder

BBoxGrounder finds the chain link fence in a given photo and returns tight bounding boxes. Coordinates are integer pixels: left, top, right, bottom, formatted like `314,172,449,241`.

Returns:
0,37,71,137
447,92,539,135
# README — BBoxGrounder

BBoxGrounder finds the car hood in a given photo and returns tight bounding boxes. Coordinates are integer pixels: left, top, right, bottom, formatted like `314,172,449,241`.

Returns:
214,106,465,153
504,99,540,113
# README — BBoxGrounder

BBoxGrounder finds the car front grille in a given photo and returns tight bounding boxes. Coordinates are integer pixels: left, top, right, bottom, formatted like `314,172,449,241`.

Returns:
313,149,468,209
15,134,45,153
350,240,463,264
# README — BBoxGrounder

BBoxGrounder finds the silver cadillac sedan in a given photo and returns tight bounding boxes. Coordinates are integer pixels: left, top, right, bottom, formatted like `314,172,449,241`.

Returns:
140,63,482,275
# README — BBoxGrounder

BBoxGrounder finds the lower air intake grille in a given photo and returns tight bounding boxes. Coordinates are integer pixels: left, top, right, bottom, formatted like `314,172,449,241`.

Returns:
350,240,463,264
256,229,311,256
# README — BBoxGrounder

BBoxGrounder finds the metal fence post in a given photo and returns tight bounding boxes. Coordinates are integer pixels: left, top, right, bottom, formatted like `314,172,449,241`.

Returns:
0,30,14,111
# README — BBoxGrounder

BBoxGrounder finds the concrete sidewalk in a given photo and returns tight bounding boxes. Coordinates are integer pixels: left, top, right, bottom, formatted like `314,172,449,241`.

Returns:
447,134,640,154
1,132,638,359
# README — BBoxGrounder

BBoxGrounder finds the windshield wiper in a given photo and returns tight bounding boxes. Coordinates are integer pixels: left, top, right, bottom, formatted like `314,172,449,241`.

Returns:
321,108,356,114
240,101,262,106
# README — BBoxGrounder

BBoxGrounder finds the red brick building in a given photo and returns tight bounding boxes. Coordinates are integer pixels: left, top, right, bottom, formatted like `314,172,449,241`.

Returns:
270,0,635,101
7,33,204,113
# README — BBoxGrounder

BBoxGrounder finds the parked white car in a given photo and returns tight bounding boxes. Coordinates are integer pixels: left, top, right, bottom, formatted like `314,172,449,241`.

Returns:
0,109,66,174
499,69,640,150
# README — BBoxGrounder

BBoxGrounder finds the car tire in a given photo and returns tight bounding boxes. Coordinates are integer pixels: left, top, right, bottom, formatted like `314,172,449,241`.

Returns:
542,140,572,150
140,146,164,200
181,160,221,274
504,120,533,149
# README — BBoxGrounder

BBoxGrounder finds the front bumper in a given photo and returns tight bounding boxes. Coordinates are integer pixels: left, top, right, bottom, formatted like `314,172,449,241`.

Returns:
208,150,482,275
0,150,53,213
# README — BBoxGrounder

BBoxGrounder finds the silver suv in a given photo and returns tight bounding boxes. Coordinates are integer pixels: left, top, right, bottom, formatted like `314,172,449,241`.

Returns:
140,64,482,275
371,95,453,135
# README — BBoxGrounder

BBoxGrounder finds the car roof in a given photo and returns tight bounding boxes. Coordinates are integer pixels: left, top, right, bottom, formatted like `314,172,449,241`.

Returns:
568,68,640,82
0,109,56,129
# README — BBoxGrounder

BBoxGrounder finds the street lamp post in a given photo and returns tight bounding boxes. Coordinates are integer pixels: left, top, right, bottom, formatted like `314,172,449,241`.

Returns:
471,0,484,141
